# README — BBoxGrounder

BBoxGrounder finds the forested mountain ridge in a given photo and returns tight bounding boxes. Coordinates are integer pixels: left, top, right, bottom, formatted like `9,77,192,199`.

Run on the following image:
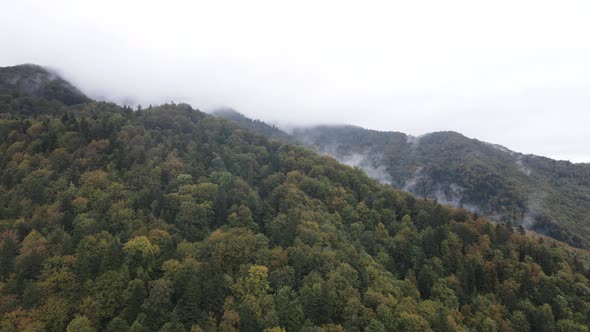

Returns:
0,66,589,331
292,126,590,249
214,111,590,249
0,64,89,106
212,109,294,143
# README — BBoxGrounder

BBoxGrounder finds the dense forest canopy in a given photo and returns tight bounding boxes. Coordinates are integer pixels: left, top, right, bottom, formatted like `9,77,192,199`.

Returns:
0,65,589,331
0,64,88,106
215,110,590,249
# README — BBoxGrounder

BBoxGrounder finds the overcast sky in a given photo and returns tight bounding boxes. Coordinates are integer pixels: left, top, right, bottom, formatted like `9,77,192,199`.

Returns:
1,0,589,162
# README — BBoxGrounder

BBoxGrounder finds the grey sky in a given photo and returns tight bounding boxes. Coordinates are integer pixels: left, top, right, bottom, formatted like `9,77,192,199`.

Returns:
1,0,589,162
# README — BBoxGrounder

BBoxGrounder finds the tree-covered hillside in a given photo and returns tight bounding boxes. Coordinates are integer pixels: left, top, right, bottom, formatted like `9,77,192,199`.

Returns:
213,111,590,249
212,109,293,143
0,67,589,331
0,64,88,106
289,126,590,249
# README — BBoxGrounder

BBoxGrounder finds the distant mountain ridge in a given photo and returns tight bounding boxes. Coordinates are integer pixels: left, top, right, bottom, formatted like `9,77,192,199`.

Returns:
1,64,589,331
0,64,88,105
213,108,294,142
2,65,588,247
215,111,590,248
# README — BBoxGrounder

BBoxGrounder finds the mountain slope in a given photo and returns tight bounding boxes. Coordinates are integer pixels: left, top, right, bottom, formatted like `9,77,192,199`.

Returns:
293,126,590,248
215,111,590,249
213,108,294,142
0,64,89,105
0,67,589,331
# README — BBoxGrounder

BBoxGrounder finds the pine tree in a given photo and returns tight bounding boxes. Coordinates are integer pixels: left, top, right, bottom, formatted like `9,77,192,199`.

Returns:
0,236,18,280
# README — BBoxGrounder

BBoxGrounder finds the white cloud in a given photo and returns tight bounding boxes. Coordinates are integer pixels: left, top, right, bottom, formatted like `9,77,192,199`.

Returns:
1,0,589,161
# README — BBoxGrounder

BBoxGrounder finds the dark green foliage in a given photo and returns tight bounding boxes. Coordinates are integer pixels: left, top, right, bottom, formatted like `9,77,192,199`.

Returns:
214,108,293,142
290,126,590,249
121,279,147,324
0,64,89,106
106,317,130,332
0,78,588,331
216,111,590,249
0,235,17,280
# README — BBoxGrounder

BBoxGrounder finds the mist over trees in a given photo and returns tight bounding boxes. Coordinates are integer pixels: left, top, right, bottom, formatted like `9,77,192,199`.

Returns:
216,111,590,249
0,65,589,331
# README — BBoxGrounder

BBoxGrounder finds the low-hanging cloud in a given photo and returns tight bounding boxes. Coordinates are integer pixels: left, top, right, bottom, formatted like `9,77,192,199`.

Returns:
1,0,589,162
